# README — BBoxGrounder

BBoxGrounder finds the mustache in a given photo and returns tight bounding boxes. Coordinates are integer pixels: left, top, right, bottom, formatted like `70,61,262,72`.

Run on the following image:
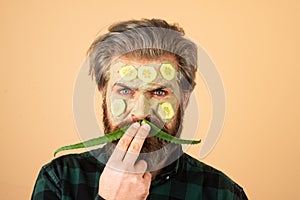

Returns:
115,116,167,134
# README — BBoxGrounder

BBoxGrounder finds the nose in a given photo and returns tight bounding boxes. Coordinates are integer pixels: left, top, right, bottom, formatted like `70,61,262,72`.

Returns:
130,94,151,122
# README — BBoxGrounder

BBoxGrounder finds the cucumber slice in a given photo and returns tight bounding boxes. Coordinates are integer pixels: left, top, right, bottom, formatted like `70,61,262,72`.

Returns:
160,63,176,81
111,99,126,117
138,66,157,83
118,65,137,81
158,102,175,120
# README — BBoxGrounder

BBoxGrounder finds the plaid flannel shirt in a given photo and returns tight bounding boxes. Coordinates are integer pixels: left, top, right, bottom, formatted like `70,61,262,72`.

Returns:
32,146,248,200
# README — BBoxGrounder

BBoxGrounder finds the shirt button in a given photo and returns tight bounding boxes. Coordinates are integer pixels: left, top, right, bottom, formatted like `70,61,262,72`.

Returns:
165,176,170,180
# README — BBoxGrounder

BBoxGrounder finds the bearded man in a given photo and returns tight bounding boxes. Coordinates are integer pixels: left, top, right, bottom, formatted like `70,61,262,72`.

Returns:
32,18,248,200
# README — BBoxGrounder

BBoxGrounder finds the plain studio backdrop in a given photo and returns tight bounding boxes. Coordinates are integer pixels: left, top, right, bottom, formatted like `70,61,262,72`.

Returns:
1,1,299,199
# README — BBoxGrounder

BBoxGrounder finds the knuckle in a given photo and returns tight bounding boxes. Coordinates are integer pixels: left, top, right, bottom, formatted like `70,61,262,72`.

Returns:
122,163,131,171
127,125,138,136
122,163,136,173
119,137,130,147
140,184,150,196
144,187,150,195
138,128,149,138
125,130,134,137
130,176,139,184
131,142,140,151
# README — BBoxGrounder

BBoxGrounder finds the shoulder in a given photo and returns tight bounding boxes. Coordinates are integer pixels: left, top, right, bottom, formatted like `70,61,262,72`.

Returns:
46,151,96,167
182,153,228,176
41,149,105,179
179,153,248,199
32,150,105,199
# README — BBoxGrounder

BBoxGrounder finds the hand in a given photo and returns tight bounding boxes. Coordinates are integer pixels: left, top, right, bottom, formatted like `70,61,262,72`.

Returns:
98,122,152,200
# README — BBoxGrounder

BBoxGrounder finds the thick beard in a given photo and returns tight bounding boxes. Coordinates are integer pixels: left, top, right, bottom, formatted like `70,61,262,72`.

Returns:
101,91,184,171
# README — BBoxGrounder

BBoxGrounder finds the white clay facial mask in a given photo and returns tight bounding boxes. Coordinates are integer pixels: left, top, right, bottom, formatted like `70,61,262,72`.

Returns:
108,59,181,123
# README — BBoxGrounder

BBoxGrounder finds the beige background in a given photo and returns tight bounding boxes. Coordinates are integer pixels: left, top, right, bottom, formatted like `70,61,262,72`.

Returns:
1,0,299,199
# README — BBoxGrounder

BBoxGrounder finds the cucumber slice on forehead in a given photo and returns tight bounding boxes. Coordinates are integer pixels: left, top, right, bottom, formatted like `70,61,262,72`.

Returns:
118,65,137,81
138,66,157,83
160,63,176,81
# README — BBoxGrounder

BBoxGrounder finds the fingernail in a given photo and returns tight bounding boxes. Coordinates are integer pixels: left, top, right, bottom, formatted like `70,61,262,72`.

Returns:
142,124,150,131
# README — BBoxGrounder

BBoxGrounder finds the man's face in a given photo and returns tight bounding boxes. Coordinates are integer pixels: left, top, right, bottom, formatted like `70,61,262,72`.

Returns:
104,54,183,130
102,54,185,164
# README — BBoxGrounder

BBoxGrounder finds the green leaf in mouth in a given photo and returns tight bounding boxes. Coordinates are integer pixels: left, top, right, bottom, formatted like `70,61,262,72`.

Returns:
54,120,201,157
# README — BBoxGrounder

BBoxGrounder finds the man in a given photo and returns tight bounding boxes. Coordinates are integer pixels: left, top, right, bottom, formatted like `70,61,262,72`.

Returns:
32,18,248,199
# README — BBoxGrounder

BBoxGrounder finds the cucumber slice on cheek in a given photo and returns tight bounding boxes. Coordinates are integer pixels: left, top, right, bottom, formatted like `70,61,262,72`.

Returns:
158,102,175,120
111,99,126,117
54,120,200,156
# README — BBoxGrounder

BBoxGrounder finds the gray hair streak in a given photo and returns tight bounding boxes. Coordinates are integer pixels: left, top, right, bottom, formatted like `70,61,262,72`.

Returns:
87,19,198,95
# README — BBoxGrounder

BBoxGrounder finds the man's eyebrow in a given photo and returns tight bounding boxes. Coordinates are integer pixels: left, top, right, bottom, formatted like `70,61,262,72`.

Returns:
157,83,174,89
147,83,174,91
112,83,137,90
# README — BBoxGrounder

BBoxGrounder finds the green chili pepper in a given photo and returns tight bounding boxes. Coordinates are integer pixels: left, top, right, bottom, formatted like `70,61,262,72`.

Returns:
54,120,200,157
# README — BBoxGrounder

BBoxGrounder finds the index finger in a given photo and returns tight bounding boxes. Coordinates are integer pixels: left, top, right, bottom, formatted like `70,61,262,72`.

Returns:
122,123,150,165
108,122,140,161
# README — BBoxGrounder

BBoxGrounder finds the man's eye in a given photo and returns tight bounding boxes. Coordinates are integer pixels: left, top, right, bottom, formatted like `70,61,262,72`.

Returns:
119,88,132,95
153,90,167,97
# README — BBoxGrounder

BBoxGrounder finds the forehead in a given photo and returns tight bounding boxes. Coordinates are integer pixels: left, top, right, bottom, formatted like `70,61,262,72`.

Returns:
108,55,179,88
